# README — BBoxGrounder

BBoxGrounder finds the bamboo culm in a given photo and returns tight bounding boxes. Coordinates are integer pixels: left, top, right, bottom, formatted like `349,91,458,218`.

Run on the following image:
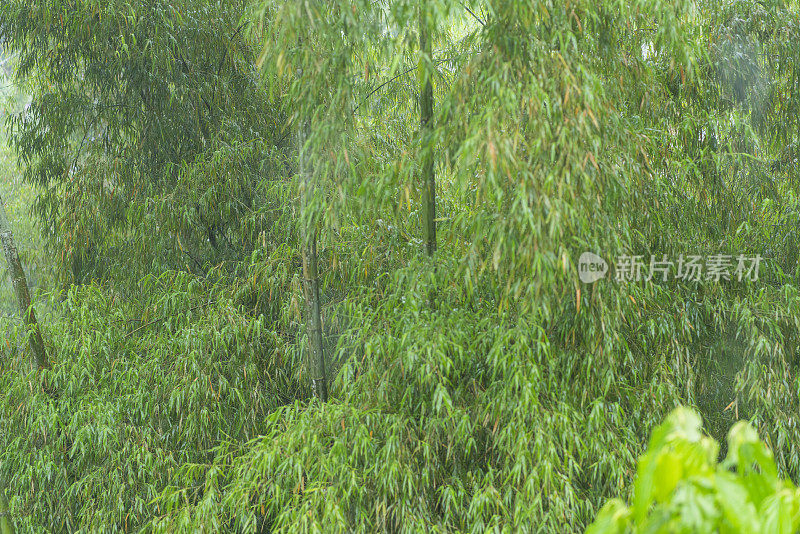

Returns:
0,194,49,370
419,0,436,257
297,92,328,402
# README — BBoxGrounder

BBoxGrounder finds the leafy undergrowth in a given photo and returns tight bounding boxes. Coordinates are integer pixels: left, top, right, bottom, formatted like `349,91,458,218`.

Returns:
149,269,663,532
0,266,306,532
5,251,800,531
142,269,800,533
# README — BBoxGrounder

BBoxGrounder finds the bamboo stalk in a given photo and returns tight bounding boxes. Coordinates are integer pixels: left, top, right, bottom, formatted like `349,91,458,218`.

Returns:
0,194,49,370
297,97,328,402
419,0,436,257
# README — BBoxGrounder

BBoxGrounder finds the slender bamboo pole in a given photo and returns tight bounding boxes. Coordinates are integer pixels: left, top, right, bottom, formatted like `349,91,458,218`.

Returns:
0,194,49,370
419,0,436,257
297,83,328,402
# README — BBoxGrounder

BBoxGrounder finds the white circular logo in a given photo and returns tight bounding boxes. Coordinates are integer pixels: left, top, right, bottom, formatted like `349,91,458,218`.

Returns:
578,252,608,283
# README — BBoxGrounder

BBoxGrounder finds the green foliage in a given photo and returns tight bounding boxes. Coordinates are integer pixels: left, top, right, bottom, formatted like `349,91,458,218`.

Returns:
3,0,800,532
0,265,307,532
588,407,800,534
0,59,50,350
0,0,287,287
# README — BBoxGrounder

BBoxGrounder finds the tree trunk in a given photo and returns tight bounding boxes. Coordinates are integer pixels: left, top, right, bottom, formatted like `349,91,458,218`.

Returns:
0,194,49,370
419,0,436,256
297,110,328,401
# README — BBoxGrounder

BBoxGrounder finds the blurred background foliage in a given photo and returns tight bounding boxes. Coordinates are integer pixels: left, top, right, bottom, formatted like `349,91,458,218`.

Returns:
0,0,800,532
0,56,48,341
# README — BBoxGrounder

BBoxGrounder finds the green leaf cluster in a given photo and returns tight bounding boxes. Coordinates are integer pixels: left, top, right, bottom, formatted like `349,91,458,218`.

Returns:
589,407,800,533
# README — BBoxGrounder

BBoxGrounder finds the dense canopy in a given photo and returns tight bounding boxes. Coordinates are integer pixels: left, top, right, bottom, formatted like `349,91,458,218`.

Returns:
1,0,800,532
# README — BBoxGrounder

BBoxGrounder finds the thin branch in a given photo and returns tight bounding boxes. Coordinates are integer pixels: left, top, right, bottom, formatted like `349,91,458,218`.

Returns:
122,302,209,339
352,65,417,114
353,57,462,115
460,2,485,26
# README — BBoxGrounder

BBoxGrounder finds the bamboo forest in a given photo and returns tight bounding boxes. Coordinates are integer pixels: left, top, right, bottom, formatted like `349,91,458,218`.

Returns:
5,0,800,532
